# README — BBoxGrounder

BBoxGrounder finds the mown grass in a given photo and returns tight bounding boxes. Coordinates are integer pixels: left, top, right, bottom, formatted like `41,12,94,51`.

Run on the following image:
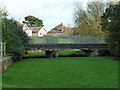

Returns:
2,51,118,88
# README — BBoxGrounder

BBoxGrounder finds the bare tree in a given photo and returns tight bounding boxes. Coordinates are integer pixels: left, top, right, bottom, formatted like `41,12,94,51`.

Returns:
73,1,107,36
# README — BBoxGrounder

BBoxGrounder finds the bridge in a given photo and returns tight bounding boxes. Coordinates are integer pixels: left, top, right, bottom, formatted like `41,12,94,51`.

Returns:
29,36,107,57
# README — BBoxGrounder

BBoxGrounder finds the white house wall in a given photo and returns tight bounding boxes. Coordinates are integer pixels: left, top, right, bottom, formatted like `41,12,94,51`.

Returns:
38,27,47,37
24,30,32,36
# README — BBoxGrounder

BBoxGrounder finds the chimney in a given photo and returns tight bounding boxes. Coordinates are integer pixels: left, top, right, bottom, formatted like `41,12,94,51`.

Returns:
61,22,63,25
61,22,63,32
18,19,23,24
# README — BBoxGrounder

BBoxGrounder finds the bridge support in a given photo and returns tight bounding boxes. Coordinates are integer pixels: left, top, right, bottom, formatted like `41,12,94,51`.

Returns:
82,49,94,57
45,50,54,58
53,50,59,57
45,50,59,58
82,49,99,57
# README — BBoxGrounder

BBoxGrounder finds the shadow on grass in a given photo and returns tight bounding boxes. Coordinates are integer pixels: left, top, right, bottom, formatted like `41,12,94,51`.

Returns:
22,54,87,59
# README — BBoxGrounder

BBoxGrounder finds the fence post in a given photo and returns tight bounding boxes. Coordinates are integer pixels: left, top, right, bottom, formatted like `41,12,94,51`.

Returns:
4,42,6,56
1,42,3,58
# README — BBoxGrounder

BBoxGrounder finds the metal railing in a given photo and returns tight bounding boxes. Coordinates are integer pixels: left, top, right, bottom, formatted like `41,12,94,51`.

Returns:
30,36,106,44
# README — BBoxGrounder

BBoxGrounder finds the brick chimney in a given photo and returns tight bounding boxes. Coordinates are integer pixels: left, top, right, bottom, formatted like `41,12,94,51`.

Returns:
61,22,63,32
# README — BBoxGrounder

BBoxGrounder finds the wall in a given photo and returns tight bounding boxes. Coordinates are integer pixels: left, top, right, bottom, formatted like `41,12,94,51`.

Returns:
38,27,47,37
25,30,32,36
32,33,38,36
0,56,13,71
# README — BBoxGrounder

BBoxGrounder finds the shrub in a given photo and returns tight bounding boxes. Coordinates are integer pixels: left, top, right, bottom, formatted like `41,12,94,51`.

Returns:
98,50,110,56
2,18,29,61
14,21,30,53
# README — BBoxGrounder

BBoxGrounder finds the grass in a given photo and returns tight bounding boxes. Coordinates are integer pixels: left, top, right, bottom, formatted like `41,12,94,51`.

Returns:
59,49,83,56
2,50,118,88
24,50,83,58
0,56,7,59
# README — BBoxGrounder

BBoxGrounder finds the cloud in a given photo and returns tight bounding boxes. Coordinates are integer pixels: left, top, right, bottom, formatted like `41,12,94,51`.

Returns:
0,0,88,31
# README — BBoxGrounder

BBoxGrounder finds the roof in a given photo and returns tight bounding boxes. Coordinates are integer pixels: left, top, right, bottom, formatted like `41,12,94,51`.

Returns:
48,22,67,33
23,24,29,30
29,27,42,33
48,22,76,34
15,21,24,26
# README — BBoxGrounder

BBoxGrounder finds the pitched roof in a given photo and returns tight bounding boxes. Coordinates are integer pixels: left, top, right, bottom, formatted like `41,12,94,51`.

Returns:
15,21,24,26
29,27,42,33
48,22,67,33
48,22,75,34
23,24,29,30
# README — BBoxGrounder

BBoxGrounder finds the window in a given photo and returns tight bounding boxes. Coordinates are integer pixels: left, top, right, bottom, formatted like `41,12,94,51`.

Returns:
40,33,42,35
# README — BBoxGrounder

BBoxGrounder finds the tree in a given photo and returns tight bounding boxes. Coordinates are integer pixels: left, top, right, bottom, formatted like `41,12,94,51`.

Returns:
73,1,107,36
101,2,120,58
14,21,30,53
1,6,30,60
87,2,106,36
23,15,44,27
0,6,9,18
2,18,24,60
0,6,9,42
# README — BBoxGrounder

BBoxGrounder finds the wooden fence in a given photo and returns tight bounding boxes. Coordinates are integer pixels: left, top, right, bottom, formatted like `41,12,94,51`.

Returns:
0,42,6,58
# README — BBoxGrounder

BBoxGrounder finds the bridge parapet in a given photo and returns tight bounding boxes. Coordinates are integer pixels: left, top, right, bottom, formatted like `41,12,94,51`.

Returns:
30,36,106,44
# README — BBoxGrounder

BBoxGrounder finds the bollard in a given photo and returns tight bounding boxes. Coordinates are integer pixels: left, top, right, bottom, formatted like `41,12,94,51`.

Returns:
1,42,3,58
4,42,6,56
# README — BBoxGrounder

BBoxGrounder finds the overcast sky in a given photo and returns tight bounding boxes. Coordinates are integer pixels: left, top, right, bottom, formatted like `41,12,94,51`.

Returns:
0,0,88,31
0,0,117,31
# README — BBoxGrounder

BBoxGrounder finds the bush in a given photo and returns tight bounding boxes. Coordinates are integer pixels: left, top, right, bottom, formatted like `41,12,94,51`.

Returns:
98,50,110,56
14,21,30,53
101,2,120,58
2,18,30,61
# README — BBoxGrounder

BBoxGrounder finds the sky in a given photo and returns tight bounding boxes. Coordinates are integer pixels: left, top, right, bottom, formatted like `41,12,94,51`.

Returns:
0,0,89,31
0,0,118,31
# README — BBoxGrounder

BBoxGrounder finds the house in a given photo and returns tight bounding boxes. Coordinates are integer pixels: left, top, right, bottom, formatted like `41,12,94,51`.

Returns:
29,27,47,37
22,24,47,37
22,24,32,36
47,22,76,36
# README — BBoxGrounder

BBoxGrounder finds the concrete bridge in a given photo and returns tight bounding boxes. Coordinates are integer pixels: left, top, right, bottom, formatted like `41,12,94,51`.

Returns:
29,36,107,57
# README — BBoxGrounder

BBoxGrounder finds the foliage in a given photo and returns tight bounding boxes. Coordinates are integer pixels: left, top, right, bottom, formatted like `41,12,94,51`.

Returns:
1,6,30,60
2,18,24,60
0,6,9,42
14,21,30,53
98,50,110,56
23,15,44,27
101,2,120,58
0,6,8,18
74,2,106,36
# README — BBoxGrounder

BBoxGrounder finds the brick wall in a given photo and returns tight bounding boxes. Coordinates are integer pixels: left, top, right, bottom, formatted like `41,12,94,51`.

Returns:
32,33,38,36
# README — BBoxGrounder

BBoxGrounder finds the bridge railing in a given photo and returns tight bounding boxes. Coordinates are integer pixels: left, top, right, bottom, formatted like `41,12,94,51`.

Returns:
30,36,106,44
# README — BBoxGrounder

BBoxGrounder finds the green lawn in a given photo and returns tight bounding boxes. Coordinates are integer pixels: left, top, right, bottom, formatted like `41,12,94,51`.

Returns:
2,51,118,88
24,50,83,57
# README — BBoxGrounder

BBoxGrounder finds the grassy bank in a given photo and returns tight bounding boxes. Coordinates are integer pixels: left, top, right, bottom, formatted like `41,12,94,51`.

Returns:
2,53,118,88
